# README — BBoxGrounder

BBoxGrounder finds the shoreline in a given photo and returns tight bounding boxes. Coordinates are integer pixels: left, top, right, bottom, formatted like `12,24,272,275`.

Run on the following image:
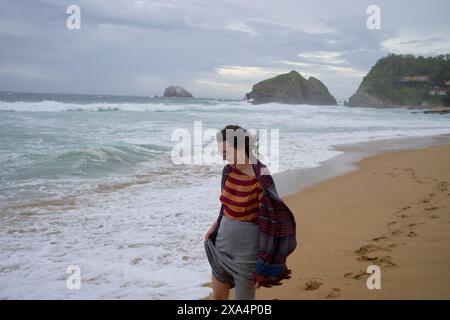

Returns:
274,133,450,198
201,133,450,300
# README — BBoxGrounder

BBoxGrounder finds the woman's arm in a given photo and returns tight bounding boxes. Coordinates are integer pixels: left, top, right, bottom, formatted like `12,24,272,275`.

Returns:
204,220,218,240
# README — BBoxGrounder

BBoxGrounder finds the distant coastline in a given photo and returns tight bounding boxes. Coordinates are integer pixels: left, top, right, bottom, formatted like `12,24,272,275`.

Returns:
3,53,449,113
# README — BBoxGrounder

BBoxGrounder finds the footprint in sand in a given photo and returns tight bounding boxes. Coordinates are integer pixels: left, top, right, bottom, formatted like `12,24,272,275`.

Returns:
354,243,395,256
344,271,369,280
304,279,322,291
407,231,418,237
390,229,402,236
405,168,425,184
437,182,448,192
430,215,440,219
377,256,397,268
408,223,423,228
395,206,411,214
372,235,388,242
357,255,378,262
358,255,397,266
387,221,397,226
326,288,341,299
354,244,379,255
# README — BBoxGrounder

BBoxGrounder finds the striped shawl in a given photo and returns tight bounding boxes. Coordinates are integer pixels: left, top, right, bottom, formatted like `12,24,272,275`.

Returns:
209,159,297,287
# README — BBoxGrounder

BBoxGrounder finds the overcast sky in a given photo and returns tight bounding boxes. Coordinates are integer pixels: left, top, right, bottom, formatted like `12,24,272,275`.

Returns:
1,0,449,101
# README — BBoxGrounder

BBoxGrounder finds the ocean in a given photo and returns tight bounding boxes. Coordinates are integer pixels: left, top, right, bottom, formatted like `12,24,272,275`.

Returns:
1,91,450,299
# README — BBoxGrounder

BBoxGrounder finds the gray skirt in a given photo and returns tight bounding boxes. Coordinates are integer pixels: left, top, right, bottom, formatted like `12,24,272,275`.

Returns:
204,214,259,288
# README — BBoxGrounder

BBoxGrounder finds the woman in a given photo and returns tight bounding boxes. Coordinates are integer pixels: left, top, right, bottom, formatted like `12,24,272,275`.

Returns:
204,125,297,300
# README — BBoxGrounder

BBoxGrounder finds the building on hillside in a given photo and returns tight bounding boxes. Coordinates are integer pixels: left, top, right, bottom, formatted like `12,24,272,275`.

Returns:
401,75,429,82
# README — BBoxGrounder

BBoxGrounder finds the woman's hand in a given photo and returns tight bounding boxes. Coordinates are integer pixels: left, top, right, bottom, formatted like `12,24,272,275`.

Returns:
254,269,292,288
204,221,218,241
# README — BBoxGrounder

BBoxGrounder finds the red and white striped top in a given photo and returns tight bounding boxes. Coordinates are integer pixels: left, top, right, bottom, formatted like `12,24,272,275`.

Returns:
219,165,264,224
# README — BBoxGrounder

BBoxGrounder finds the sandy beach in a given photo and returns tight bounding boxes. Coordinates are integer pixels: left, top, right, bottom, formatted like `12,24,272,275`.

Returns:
258,140,450,299
204,136,450,300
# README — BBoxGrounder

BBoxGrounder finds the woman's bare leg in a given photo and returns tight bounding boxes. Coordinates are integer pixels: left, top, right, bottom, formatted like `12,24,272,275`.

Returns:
211,274,231,300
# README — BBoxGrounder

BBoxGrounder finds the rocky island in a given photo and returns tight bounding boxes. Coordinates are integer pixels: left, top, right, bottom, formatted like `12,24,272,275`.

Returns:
245,70,337,105
163,86,193,98
346,54,450,113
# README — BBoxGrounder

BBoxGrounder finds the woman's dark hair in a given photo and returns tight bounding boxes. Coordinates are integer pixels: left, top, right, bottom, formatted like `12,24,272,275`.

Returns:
216,124,257,162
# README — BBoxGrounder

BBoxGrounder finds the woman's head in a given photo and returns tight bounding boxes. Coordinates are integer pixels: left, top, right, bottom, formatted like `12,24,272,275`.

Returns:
216,125,257,165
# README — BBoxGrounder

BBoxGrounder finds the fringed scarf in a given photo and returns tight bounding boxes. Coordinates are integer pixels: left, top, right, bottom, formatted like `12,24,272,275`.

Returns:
210,159,297,287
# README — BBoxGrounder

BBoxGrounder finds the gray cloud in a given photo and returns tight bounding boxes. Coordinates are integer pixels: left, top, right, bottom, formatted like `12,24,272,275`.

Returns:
1,0,449,101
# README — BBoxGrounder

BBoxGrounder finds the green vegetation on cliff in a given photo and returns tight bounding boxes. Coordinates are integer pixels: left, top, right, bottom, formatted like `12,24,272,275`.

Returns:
347,54,450,108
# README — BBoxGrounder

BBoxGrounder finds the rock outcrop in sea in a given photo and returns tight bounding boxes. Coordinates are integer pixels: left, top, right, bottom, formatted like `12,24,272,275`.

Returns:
245,70,337,105
163,86,193,98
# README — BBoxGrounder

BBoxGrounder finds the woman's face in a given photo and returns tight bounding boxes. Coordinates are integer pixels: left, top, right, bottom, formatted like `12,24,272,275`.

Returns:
219,141,245,164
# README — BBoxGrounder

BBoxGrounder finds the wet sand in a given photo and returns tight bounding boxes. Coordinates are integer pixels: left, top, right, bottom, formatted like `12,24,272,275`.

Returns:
255,139,450,299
